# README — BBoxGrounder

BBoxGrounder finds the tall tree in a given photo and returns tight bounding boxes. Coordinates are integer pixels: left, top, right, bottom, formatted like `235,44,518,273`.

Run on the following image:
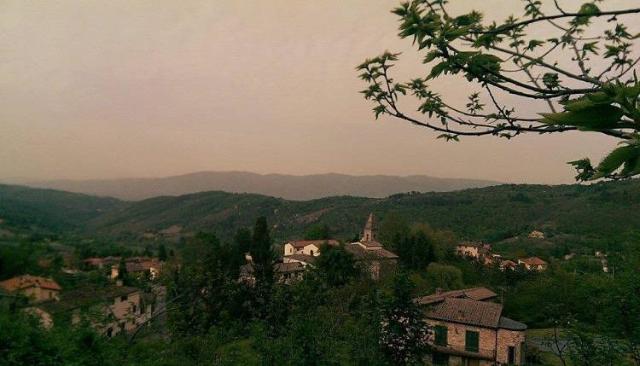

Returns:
359,1,640,180
379,273,430,365
314,244,359,286
250,217,275,318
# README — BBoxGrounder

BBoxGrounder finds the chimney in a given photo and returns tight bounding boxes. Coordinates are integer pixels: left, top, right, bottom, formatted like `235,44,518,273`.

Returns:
435,288,443,295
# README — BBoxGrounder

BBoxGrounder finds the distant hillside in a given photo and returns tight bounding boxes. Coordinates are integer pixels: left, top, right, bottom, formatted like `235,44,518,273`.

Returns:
0,184,124,233
21,171,500,201
3,180,639,244
87,179,640,243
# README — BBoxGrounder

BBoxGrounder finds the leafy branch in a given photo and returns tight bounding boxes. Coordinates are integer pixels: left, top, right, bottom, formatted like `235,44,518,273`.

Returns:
358,0,640,180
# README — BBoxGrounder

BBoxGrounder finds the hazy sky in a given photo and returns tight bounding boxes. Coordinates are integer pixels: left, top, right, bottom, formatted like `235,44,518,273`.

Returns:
1,0,637,184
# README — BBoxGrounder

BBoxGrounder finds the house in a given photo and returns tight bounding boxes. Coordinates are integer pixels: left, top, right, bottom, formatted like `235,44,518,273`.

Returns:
518,257,547,271
414,287,497,306
239,261,306,285
416,288,526,366
110,257,163,280
499,260,518,271
283,239,339,257
346,213,398,280
83,256,121,269
456,242,492,261
274,262,306,284
528,230,545,239
34,284,153,336
282,253,317,267
0,275,61,303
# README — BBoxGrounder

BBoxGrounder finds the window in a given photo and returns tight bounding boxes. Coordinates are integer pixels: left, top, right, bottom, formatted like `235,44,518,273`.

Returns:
49,291,53,299
121,294,128,302
310,250,314,256
508,346,516,364
434,325,448,346
465,330,479,353
106,327,113,338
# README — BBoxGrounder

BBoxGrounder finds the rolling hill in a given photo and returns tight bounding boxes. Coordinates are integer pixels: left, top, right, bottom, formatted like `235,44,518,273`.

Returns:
19,171,500,201
2,180,640,245
0,184,125,233
87,179,640,243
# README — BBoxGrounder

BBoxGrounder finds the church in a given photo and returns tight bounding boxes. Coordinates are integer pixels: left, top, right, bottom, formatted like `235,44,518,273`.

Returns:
345,213,399,280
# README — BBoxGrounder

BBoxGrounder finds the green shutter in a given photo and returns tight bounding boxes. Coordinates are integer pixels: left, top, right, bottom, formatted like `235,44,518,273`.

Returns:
465,330,479,352
435,325,448,346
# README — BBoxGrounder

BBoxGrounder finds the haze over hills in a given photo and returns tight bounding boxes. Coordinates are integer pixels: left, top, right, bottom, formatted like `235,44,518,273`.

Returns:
17,171,501,201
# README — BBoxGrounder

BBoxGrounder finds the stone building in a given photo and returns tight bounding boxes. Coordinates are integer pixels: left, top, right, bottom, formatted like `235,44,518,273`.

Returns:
416,287,526,366
35,284,153,337
283,239,339,257
456,242,492,261
0,275,61,303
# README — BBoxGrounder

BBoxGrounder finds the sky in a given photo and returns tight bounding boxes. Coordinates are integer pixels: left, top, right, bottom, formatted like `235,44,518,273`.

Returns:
1,0,637,184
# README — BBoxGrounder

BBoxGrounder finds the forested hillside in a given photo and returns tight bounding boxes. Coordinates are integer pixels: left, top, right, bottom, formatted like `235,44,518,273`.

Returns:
87,180,640,243
3,180,640,244
0,184,124,233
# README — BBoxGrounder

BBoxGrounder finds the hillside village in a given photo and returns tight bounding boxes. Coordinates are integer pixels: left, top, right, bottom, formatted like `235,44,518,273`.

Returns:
2,206,629,366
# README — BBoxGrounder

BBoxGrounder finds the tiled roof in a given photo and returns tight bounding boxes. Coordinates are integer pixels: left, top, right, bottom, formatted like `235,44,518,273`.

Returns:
426,298,503,328
287,240,339,249
498,316,527,331
345,243,398,259
284,254,317,264
414,287,497,306
37,285,139,314
0,275,62,292
519,257,547,265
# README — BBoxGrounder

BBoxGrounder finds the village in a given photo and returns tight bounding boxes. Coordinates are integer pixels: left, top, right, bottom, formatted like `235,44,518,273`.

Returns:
2,212,601,366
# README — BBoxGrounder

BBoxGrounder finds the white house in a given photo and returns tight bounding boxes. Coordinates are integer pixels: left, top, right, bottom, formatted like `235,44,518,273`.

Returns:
283,239,339,257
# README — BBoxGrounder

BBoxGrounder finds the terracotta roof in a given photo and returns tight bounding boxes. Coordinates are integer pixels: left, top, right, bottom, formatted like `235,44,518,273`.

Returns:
287,240,339,249
426,298,503,328
284,254,317,265
0,275,61,292
519,257,547,266
414,287,497,306
38,285,139,314
345,243,398,260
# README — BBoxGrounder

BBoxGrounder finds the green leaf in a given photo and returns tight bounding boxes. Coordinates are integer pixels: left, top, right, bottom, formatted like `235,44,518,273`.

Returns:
540,104,624,129
593,145,639,178
423,50,440,64
428,62,449,79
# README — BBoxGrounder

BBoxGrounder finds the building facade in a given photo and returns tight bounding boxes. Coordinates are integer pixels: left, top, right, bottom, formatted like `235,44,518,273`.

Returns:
416,289,527,366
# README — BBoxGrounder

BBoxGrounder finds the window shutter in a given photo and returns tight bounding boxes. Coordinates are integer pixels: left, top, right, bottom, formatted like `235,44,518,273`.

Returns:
465,330,479,352
435,325,448,346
